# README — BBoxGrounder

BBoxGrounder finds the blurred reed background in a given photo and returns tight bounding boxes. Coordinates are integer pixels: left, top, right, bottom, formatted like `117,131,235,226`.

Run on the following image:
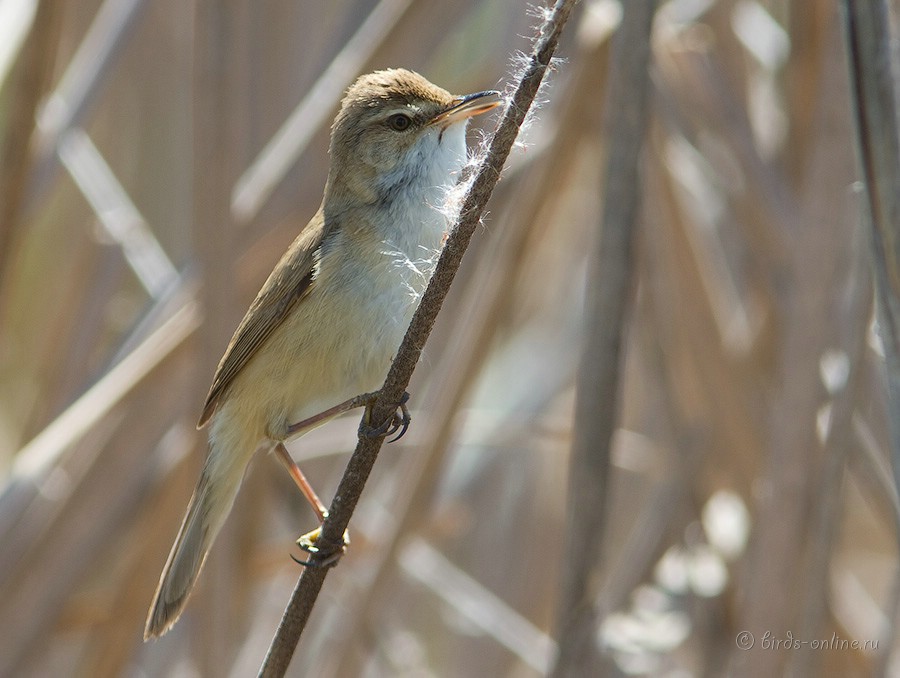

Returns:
0,0,898,676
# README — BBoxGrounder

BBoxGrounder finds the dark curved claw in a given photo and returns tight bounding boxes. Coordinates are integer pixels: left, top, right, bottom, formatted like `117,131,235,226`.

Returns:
359,413,394,439
385,398,411,443
290,552,317,567
290,550,343,568
359,391,412,442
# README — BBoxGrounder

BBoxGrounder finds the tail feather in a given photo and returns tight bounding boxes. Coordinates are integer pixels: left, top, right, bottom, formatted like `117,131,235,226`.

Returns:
144,431,253,640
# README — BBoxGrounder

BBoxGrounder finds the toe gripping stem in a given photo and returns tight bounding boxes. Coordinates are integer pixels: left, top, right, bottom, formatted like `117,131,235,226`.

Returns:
359,391,411,443
291,523,348,568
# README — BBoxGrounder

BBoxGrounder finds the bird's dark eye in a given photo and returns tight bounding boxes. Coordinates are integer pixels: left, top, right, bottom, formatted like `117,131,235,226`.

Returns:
387,113,412,131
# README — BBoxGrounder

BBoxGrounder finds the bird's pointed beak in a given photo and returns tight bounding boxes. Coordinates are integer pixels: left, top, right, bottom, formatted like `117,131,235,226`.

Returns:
430,90,502,127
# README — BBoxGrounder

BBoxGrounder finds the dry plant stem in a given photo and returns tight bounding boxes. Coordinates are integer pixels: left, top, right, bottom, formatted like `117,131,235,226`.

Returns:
842,0,900,521
25,0,148,218
257,1,579,675
551,0,657,676
842,1,900,671
331,34,616,675
784,20,871,675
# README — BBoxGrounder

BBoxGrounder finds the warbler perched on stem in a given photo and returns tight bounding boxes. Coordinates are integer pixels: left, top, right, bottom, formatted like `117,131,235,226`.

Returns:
144,69,500,639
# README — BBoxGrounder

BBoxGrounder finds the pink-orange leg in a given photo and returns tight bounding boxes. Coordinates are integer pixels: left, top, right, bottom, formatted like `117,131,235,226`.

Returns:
274,442,327,522
285,392,379,437
274,441,351,567
277,391,410,567
274,442,346,566
285,390,411,442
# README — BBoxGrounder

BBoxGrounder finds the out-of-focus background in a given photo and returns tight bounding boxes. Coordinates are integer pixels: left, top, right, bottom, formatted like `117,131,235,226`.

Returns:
0,0,897,676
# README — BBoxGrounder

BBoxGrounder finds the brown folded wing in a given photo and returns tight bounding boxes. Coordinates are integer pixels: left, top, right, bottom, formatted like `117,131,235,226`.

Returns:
198,211,327,427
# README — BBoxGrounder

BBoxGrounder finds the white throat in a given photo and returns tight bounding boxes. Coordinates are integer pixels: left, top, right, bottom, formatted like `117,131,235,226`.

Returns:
374,121,468,285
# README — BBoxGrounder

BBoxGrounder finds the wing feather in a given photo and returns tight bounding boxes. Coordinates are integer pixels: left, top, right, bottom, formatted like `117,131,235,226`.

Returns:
198,211,327,427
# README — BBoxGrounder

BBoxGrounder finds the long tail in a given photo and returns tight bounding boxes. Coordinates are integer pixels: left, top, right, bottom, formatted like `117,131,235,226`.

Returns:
144,422,258,640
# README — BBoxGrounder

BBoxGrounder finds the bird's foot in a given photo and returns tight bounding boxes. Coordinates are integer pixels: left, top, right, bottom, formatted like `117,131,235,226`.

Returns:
358,391,411,442
291,525,350,568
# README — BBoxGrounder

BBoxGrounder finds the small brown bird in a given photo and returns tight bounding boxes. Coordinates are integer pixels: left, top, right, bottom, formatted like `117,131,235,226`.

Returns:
144,69,500,639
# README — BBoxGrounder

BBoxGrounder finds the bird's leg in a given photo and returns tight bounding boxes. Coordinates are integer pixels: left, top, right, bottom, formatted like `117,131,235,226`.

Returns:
274,442,348,566
285,391,380,437
274,442,327,521
278,390,411,567
285,390,412,442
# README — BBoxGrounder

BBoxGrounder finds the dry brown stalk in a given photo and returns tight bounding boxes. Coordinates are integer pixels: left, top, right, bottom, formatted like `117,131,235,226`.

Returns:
257,0,579,674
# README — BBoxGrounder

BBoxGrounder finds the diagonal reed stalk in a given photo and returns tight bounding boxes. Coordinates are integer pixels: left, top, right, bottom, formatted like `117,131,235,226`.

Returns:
258,0,579,674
